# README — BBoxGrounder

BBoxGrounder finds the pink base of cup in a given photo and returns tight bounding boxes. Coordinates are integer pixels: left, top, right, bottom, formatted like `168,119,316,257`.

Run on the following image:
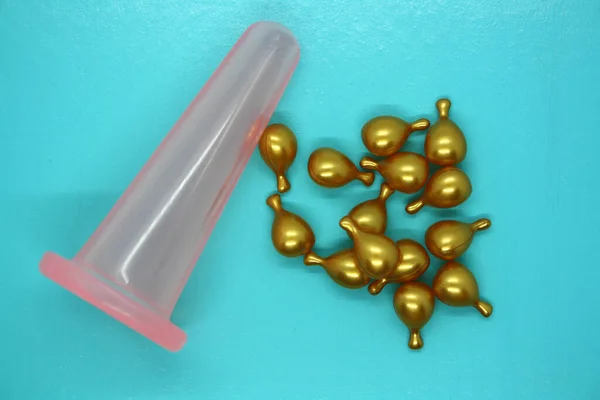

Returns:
39,252,187,352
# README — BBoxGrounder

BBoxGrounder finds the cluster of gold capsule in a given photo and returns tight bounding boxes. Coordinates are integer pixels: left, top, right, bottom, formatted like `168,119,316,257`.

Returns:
259,99,492,350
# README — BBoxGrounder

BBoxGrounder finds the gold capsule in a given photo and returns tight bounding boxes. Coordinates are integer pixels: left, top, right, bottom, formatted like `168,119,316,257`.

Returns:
368,239,430,295
259,124,297,193
339,216,399,279
360,152,429,194
308,147,375,188
425,218,491,260
406,167,472,214
267,194,315,257
425,99,467,166
304,249,370,289
433,261,493,317
393,282,436,350
347,183,395,234
362,116,430,156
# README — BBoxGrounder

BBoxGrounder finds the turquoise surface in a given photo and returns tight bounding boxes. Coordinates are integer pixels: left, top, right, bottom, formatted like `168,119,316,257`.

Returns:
2,1,600,399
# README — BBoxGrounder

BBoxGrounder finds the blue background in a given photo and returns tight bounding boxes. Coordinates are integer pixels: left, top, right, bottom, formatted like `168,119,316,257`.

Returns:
1,1,599,399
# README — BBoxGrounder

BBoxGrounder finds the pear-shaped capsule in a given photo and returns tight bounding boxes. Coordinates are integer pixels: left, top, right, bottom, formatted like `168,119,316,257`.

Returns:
369,239,430,295
424,99,467,166
258,124,298,192
433,261,493,317
303,249,370,289
425,218,491,260
267,194,315,257
347,183,395,234
393,282,436,350
406,167,472,214
360,152,429,194
308,148,374,188
339,216,399,279
362,116,430,156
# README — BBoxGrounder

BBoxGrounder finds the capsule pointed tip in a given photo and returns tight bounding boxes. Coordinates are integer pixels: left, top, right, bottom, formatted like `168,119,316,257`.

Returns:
379,183,395,201
408,330,424,350
277,175,291,193
368,280,385,295
266,193,282,211
339,216,356,233
436,99,451,119
405,199,424,214
410,118,430,132
358,171,375,186
360,157,378,171
303,251,323,266
472,218,492,231
475,300,493,317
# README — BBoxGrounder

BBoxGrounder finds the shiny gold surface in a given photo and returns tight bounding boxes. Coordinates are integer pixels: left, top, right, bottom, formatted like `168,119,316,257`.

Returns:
393,282,435,350
259,124,298,193
308,147,375,188
347,183,395,234
425,218,491,260
304,249,370,289
362,116,430,157
368,239,430,295
433,261,493,317
266,194,315,257
339,216,399,279
360,152,429,194
425,99,467,166
405,167,472,214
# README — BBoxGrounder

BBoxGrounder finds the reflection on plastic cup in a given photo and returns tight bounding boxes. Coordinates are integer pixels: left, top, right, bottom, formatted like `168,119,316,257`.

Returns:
39,21,300,351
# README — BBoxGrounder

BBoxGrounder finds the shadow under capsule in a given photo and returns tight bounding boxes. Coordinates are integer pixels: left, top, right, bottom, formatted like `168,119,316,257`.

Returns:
357,104,430,123
269,111,299,128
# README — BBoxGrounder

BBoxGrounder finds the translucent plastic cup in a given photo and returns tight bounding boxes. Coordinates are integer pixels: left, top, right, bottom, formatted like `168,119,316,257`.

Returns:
39,21,299,351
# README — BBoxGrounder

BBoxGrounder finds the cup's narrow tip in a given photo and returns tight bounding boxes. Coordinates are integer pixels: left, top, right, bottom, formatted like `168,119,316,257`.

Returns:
250,21,299,42
246,21,300,64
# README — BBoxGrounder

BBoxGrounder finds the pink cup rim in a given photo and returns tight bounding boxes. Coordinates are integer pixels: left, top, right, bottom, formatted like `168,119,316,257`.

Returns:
39,252,187,351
